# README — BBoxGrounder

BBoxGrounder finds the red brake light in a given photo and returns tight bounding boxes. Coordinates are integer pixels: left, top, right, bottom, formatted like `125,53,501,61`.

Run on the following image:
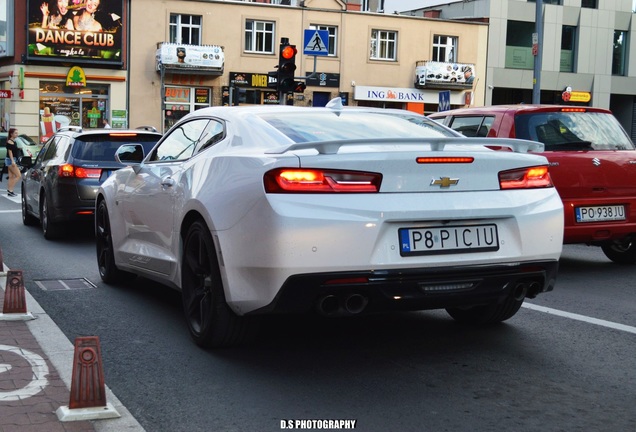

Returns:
416,157,474,164
58,164,102,178
264,168,382,193
499,166,553,189
560,108,586,112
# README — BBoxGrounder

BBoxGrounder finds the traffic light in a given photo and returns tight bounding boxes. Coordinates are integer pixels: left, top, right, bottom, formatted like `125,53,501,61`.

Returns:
293,81,306,93
277,42,297,93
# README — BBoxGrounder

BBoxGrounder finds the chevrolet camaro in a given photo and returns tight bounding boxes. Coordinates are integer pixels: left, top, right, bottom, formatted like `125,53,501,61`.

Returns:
96,99,564,348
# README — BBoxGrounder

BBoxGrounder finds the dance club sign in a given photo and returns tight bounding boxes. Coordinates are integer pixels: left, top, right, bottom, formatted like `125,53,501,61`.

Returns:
27,0,124,65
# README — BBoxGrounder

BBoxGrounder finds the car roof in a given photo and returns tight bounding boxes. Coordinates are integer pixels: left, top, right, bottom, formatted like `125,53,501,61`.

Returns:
55,127,162,138
429,104,613,117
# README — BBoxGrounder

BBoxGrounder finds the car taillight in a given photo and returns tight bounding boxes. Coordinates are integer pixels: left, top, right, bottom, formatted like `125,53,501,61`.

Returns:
264,168,382,193
499,166,553,189
58,164,102,178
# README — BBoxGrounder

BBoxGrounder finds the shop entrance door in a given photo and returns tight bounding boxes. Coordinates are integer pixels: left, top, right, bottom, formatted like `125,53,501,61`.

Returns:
39,81,110,143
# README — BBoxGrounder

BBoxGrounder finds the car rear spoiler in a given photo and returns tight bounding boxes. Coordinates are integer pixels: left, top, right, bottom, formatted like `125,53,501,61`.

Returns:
266,137,544,155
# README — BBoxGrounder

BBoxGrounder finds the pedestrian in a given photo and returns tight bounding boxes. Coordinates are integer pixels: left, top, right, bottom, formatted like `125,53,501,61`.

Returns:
102,118,111,129
4,128,21,197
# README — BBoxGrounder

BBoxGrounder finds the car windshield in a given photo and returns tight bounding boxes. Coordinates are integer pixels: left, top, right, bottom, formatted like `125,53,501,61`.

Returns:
515,111,635,151
72,134,160,161
258,111,458,143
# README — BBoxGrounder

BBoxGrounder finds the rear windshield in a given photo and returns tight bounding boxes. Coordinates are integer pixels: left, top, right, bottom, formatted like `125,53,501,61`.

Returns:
258,111,458,143
515,111,635,151
71,134,160,161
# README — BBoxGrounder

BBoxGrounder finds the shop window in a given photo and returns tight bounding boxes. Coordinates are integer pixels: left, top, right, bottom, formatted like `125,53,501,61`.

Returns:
505,21,535,70
561,26,576,73
309,24,337,56
432,35,457,63
164,86,211,132
169,14,202,45
244,20,275,54
370,29,397,61
613,30,628,76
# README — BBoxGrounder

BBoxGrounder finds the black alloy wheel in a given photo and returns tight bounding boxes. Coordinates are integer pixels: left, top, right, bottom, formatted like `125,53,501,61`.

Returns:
21,185,38,226
40,193,61,240
95,199,135,283
181,220,250,348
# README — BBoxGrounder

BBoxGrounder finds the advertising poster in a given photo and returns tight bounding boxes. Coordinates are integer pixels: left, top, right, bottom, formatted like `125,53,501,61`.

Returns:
27,0,123,64
415,61,475,89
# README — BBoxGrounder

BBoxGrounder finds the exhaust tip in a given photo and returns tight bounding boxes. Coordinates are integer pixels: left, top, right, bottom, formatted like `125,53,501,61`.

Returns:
344,293,368,314
513,283,528,301
317,295,340,316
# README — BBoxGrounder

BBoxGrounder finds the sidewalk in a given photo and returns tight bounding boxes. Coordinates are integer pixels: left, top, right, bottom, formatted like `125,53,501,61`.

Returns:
0,267,145,432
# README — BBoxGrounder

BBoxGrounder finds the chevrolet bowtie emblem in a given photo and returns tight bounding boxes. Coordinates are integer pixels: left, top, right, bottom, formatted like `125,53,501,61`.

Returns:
431,177,459,188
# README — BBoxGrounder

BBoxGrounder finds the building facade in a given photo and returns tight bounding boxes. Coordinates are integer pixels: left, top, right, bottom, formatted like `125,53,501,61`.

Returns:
0,1,130,142
130,0,488,132
411,0,636,138
0,0,488,139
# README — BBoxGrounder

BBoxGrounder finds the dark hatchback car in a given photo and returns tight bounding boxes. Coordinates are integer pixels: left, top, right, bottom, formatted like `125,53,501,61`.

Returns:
429,105,636,263
21,127,161,239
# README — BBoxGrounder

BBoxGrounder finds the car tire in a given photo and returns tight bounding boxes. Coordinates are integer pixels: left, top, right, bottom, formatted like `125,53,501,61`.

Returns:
181,220,251,348
601,240,636,264
40,193,62,240
446,292,524,324
96,199,136,284
21,185,38,226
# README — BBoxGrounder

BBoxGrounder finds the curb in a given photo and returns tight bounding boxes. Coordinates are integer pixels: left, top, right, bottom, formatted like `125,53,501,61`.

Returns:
1,269,146,432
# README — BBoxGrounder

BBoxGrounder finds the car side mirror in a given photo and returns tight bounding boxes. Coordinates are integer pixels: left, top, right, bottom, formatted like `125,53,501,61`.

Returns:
19,156,33,168
115,144,144,164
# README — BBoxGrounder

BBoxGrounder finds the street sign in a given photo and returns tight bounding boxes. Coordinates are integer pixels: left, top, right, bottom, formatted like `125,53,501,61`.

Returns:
438,90,451,112
303,29,329,56
0,90,12,98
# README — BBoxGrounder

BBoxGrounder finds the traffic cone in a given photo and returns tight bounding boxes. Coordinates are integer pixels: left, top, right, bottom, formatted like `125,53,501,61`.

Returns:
0,270,35,321
56,336,120,421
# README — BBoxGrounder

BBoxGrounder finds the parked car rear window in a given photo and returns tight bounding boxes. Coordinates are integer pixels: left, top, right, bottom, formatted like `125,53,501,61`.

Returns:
259,111,458,143
72,134,160,161
514,112,634,151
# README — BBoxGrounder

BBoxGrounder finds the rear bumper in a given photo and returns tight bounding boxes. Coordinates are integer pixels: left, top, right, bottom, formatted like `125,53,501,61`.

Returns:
563,197,636,243
248,260,559,316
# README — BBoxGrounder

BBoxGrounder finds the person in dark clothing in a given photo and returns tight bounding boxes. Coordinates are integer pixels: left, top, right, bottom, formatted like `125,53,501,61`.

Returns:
4,128,21,197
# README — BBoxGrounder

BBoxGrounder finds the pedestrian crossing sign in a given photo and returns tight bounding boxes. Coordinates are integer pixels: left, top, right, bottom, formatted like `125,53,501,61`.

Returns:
303,29,329,56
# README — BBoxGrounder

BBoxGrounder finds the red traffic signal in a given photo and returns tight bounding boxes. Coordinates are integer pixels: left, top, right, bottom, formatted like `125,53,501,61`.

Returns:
293,81,306,93
278,43,297,92
281,45,297,60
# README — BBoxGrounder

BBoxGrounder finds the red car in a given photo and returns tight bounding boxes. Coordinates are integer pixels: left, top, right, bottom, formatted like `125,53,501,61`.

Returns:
429,105,636,264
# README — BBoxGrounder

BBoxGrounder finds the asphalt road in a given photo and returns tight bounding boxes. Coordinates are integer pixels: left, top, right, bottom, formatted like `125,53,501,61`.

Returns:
0,191,634,432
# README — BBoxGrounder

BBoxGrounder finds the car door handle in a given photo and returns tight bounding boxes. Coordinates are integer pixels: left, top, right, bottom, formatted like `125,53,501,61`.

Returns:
161,177,176,188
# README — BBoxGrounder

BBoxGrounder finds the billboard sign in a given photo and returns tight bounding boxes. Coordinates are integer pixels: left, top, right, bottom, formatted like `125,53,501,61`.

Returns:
27,0,123,65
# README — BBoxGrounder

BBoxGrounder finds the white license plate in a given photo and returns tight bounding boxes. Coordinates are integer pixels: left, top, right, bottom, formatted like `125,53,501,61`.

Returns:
575,205,626,223
399,224,499,256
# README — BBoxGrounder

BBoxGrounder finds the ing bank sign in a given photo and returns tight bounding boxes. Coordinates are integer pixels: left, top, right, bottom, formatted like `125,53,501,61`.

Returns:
354,86,427,102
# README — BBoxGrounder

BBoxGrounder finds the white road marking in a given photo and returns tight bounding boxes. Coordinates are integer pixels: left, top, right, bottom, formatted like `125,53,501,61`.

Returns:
0,210,21,213
0,344,49,401
523,303,636,335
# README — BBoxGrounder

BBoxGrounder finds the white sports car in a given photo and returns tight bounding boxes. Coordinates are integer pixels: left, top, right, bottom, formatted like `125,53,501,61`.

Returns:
96,99,563,348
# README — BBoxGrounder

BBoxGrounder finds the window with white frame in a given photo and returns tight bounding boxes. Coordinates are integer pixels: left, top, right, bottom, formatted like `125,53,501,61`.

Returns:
309,24,337,56
244,20,275,54
370,30,397,61
432,35,457,63
169,14,202,45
